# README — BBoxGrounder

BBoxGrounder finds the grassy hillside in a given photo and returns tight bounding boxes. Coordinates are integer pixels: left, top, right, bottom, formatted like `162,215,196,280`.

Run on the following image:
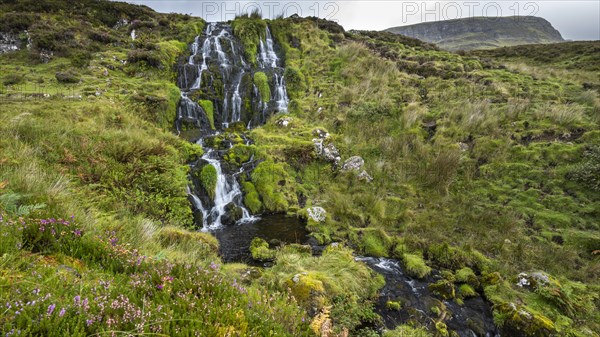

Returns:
385,16,564,51
1,1,599,336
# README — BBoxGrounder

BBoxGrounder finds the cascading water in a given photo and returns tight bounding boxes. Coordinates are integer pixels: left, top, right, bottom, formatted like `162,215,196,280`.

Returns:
176,23,290,231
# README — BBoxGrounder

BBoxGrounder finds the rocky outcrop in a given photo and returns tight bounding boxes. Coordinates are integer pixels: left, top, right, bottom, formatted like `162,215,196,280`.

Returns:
0,33,21,54
341,156,364,172
385,16,564,51
312,129,341,167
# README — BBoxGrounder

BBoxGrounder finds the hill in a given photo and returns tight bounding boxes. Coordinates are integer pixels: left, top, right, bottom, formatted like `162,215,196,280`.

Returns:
385,16,564,51
1,1,599,336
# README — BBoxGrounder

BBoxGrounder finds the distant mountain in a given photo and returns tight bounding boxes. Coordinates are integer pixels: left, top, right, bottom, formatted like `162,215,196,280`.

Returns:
385,16,564,51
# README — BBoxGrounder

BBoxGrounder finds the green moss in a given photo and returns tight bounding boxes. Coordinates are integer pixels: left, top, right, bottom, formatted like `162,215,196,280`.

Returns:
224,144,255,166
250,237,276,261
242,182,262,214
402,253,432,279
198,99,215,129
250,161,297,213
386,301,402,311
283,66,306,99
231,17,266,67
458,284,477,298
254,71,271,102
199,164,217,200
455,267,478,287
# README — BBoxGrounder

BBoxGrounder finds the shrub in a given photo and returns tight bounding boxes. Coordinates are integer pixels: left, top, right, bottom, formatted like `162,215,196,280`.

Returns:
3,73,25,86
55,71,80,83
250,237,275,261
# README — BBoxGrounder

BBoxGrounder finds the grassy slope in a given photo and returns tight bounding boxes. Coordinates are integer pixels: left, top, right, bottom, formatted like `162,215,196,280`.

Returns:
233,17,600,336
0,3,313,336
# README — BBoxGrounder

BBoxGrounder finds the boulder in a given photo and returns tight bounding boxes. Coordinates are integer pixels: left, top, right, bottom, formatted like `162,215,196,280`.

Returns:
357,170,373,183
221,203,244,226
341,156,365,172
312,138,341,167
276,117,293,127
307,207,327,223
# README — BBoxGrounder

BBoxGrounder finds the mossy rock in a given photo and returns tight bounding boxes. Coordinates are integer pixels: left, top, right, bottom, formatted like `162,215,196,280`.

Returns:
402,253,432,279
455,267,479,287
254,71,271,102
429,279,456,300
250,237,276,261
251,161,298,213
458,284,477,298
495,303,556,337
197,99,215,129
242,182,262,214
285,273,326,311
225,144,255,166
198,164,217,200
386,300,402,311
481,271,502,286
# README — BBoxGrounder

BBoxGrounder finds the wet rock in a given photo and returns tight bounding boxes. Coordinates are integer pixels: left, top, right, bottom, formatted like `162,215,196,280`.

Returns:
341,156,364,172
307,207,326,223
221,203,243,226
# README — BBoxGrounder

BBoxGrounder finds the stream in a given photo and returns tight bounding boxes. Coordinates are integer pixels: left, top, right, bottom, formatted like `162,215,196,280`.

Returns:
174,22,499,336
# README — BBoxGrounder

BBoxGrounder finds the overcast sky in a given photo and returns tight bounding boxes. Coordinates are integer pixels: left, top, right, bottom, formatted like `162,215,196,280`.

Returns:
126,1,599,41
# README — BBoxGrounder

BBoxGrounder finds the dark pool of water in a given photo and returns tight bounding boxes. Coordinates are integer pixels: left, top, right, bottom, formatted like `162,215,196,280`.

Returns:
212,214,310,263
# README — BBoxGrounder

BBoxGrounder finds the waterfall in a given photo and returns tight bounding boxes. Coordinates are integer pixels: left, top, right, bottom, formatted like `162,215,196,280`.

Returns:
258,26,279,68
176,22,290,230
274,74,289,113
201,149,257,230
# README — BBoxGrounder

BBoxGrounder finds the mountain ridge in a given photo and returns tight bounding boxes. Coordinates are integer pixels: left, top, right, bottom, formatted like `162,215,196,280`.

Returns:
385,16,564,51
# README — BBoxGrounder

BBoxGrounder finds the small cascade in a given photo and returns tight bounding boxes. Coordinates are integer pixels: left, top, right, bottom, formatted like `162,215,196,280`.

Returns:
258,26,279,68
273,74,289,113
175,22,290,232
130,29,136,40
200,149,257,230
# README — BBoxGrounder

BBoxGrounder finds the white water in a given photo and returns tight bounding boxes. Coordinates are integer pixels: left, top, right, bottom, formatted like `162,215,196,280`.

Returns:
258,26,279,68
201,149,257,231
274,74,289,113
186,185,209,227
130,29,136,41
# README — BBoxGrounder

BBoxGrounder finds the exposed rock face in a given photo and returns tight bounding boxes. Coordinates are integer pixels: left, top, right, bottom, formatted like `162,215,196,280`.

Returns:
0,33,21,54
312,129,341,167
385,16,564,51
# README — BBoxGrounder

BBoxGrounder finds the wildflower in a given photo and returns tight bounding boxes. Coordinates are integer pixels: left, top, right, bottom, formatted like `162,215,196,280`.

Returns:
86,319,93,326
59,308,66,317
157,284,164,290
74,295,80,305
47,304,56,316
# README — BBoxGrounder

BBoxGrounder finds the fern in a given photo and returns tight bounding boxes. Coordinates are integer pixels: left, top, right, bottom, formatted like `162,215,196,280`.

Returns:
0,191,45,217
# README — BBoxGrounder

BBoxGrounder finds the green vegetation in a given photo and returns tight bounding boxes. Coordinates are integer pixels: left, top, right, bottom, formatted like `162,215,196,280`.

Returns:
231,16,267,66
254,71,271,102
1,1,599,336
198,164,217,200
197,99,215,129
